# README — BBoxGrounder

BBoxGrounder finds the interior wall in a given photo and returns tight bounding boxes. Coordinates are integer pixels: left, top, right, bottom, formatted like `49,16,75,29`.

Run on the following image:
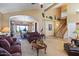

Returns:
28,22,33,32
67,3,78,23
45,4,67,36
2,9,44,33
44,21,54,36
45,9,61,36
1,3,69,37
45,8,57,36
61,4,67,12
67,3,79,39
0,13,3,30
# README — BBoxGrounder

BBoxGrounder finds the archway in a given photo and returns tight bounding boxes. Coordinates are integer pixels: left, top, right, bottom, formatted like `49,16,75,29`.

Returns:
9,15,38,38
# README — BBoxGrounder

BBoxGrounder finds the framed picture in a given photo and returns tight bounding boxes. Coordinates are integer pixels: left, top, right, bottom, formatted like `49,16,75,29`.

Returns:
48,24,52,31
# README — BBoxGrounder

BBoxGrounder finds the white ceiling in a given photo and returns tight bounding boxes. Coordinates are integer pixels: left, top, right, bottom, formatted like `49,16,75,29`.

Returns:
0,3,53,13
7,3,63,22
10,15,36,22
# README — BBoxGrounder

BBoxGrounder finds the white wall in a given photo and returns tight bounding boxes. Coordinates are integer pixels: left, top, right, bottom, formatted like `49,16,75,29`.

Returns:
45,8,57,36
2,9,44,34
45,20,54,36
67,3,79,39
67,22,76,39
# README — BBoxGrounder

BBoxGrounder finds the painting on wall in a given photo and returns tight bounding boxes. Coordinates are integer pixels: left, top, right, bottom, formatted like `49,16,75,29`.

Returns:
48,24,52,31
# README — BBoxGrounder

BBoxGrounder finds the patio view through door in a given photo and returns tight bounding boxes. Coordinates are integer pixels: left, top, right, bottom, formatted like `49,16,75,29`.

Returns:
16,25,28,39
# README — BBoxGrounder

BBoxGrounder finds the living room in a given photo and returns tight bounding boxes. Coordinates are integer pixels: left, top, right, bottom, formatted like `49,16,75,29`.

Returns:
1,3,79,56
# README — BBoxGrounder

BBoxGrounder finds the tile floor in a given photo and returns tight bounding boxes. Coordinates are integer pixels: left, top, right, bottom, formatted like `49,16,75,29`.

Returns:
21,37,68,56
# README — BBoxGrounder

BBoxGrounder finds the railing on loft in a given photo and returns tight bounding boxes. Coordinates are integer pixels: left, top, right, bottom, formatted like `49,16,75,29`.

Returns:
55,17,67,38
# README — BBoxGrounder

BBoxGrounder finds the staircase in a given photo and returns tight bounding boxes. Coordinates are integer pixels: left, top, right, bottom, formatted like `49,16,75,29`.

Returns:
55,18,67,38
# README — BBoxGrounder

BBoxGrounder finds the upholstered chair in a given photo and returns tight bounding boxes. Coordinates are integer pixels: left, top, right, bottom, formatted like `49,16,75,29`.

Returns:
0,47,21,56
5,36,21,45
0,39,21,56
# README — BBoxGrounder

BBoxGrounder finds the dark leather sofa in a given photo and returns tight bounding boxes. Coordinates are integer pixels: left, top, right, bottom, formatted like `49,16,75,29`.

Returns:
64,43,79,56
0,35,21,56
71,39,79,47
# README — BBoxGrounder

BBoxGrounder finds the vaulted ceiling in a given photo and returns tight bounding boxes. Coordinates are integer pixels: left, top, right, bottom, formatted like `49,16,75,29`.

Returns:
0,3,64,14
0,3,53,13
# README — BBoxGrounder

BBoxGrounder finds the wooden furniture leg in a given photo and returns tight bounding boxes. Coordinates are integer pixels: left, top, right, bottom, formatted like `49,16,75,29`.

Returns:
44,47,46,54
32,46,33,49
36,48,39,56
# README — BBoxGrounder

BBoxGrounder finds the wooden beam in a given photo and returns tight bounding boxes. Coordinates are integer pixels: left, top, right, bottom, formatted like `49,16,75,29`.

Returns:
44,3,58,12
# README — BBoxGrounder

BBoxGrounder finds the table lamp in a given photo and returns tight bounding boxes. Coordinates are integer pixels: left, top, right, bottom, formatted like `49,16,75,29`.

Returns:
1,27,10,33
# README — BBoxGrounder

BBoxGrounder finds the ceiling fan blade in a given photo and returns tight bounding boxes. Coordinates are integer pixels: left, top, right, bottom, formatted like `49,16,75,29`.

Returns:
32,3,36,5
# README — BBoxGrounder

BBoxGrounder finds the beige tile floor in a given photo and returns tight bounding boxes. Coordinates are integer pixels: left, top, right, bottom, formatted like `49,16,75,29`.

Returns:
21,37,68,56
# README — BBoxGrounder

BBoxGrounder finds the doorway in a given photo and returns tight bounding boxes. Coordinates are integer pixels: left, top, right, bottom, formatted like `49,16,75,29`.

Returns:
9,15,37,39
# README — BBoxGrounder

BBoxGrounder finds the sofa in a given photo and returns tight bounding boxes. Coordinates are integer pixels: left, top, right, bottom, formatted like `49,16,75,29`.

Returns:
25,32,41,43
5,36,21,45
0,47,21,56
0,35,21,56
64,43,79,56
71,39,79,47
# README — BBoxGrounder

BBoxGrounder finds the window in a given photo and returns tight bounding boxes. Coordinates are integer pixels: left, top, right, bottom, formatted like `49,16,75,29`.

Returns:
16,25,28,32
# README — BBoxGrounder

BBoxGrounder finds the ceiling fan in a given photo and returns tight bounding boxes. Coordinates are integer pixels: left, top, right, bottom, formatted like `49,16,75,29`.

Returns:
31,3,36,5
31,3,43,8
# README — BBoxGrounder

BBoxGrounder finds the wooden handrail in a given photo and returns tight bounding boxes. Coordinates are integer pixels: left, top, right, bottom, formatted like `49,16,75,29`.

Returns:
58,24,67,38
58,22,66,33
55,19,67,38
55,21,66,33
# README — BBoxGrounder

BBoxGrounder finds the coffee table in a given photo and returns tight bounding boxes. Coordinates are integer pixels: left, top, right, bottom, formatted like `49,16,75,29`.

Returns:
31,41,47,56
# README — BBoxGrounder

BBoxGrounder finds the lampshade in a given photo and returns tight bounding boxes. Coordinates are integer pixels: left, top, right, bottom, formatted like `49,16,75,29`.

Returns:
1,27,10,33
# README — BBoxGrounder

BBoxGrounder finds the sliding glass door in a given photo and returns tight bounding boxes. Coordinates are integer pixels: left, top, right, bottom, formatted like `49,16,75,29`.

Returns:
16,25,28,33
16,25,28,38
